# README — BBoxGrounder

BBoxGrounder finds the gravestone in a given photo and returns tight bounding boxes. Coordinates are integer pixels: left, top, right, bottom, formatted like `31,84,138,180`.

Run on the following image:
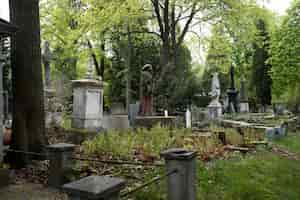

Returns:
129,102,140,126
239,78,249,113
72,58,103,131
227,66,239,113
208,73,222,119
186,108,192,128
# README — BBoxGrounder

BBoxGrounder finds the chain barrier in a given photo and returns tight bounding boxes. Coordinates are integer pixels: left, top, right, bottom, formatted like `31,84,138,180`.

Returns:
4,148,178,198
70,156,164,167
3,149,47,157
3,149,164,167
120,169,177,198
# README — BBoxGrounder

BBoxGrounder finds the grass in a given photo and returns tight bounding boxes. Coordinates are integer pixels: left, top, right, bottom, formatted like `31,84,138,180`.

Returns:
273,132,300,154
198,132,300,200
198,150,300,200
81,127,300,200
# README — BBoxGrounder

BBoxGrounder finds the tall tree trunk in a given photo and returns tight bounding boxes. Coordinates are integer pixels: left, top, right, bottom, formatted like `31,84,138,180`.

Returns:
126,24,132,111
9,0,46,168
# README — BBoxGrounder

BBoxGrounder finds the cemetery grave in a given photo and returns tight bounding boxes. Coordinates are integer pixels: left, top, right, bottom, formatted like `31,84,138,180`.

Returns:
1,0,300,199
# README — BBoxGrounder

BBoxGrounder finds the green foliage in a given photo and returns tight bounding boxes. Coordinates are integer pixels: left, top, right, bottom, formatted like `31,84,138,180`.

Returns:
269,0,300,105
83,126,191,159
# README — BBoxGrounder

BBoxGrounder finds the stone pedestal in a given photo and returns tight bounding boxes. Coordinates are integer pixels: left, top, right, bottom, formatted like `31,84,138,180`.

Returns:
208,101,222,120
161,148,197,200
46,143,75,188
72,79,103,131
63,175,126,200
240,101,249,113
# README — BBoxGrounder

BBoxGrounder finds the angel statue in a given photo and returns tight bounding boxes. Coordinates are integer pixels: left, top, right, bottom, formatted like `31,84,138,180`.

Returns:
209,72,221,104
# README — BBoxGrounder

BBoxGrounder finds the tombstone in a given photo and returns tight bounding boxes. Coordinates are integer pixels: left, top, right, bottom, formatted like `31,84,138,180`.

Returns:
239,78,249,113
128,102,140,126
227,66,239,113
186,108,192,128
273,102,285,115
207,73,222,119
71,58,103,131
42,41,52,89
110,102,126,115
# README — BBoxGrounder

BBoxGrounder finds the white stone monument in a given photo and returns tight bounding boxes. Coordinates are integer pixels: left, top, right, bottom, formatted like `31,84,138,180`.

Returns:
71,58,103,131
208,72,222,119
185,108,192,128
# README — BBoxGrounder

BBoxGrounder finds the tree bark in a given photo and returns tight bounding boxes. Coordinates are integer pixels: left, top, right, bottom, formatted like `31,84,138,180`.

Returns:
126,24,132,111
9,0,46,167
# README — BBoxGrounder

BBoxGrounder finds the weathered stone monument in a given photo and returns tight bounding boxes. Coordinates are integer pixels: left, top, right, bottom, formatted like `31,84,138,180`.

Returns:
71,58,103,131
239,77,249,113
186,108,192,128
227,66,239,113
208,72,222,119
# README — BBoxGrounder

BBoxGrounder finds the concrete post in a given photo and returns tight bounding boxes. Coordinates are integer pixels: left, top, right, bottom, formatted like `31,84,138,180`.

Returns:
62,175,126,200
46,143,75,188
161,148,197,200
186,108,192,128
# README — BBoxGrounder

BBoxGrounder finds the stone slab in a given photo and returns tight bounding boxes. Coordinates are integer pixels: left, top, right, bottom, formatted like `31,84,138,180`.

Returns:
46,143,76,152
62,176,125,199
102,115,130,130
161,148,197,160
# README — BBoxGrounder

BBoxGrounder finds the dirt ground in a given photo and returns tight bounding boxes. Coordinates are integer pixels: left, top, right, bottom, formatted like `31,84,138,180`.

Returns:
0,183,67,200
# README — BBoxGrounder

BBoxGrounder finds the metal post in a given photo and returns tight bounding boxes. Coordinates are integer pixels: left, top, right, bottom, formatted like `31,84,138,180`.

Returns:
161,148,197,200
46,143,75,188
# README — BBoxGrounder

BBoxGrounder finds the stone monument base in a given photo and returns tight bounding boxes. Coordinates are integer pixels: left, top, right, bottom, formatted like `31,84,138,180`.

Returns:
240,102,249,113
72,118,102,132
208,101,222,119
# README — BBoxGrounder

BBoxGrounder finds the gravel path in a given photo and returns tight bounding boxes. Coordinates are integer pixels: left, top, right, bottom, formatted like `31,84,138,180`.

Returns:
0,183,68,200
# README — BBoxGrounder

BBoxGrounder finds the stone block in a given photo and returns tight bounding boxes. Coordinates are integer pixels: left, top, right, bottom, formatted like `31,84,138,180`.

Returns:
46,143,76,188
102,115,130,130
208,104,222,120
72,79,103,131
134,116,177,129
240,102,249,113
161,148,197,200
0,168,9,188
62,175,126,200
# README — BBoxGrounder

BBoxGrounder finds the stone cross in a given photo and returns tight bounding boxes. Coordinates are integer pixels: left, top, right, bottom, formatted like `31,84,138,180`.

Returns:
42,41,52,88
